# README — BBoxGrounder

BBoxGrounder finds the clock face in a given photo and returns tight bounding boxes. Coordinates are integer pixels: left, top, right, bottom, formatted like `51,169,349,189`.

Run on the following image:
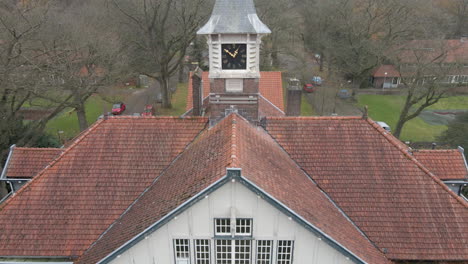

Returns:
221,44,247,70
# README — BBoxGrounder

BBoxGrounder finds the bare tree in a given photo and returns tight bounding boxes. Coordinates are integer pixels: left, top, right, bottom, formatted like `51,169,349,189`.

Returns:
111,0,210,108
392,40,461,138
301,0,419,86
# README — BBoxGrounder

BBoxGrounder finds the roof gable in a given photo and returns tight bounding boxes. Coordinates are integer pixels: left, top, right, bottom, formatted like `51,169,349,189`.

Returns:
0,117,207,258
2,147,63,179
77,114,388,264
265,116,468,261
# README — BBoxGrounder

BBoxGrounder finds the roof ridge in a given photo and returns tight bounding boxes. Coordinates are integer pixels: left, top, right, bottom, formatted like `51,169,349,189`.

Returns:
364,118,468,208
230,115,239,167
12,147,64,151
0,118,106,210
267,116,363,120
107,116,208,120
414,149,460,153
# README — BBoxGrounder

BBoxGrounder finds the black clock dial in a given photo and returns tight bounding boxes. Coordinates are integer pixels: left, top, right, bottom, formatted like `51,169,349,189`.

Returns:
221,44,247,70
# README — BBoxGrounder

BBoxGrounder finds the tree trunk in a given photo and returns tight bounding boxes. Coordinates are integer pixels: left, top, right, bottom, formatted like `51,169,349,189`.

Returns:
76,103,88,132
393,97,412,139
178,64,185,83
160,76,172,109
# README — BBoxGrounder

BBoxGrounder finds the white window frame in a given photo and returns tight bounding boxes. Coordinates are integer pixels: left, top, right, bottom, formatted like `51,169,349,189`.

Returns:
256,240,273,264
276,240,294,264
195,239,211,264
174,239,191,264
215,239,252,264
215,218,232,236
235,219,253,237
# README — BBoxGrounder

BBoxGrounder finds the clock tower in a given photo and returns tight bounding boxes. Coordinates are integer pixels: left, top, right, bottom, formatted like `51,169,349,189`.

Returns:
197,0,271,123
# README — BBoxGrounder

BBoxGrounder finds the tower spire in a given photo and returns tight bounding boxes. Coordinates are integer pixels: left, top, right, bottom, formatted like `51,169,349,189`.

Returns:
198,0,271,35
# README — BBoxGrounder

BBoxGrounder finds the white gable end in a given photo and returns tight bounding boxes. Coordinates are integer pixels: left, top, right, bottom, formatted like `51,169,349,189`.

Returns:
108,181,355,264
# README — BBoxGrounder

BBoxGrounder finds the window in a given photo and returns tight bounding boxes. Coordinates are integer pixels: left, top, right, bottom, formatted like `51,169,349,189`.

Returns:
215,218,231,236
215,239,252,264
235,219,252,236
276,240,294,264
235,240,251,264
195,239,211,264
256,240,273,264
174,239,191,264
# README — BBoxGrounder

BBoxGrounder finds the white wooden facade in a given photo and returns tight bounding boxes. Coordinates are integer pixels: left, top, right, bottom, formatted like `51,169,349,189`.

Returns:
108,181,355,264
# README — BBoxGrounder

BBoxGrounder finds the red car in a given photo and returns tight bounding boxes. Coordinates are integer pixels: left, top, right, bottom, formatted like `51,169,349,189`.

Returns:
141,105,155,116
111,102,126,115
303,83,316,93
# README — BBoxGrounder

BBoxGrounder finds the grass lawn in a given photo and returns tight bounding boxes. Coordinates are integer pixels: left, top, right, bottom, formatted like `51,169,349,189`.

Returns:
301,94,315,116
158,83,189,116
357,95,468,142
46,96,113,140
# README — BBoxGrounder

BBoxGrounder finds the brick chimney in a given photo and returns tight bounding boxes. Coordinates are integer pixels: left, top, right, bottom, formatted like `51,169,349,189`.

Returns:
286,78,302,116
191,67,203,116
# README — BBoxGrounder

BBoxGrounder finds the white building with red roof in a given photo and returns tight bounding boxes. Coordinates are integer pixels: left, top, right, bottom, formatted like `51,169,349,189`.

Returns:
0,0,467,263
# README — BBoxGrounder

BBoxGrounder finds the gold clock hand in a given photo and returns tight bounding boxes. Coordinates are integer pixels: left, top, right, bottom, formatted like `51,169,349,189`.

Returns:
224,49,235,58
233,47,240,57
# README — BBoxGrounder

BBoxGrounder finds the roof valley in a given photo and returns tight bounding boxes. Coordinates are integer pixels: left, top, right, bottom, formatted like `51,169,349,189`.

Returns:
0,118,106,210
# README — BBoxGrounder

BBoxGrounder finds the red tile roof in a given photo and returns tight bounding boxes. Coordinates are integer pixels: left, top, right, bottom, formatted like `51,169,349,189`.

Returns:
398,39,468,64
77,114,389,264
4,147,63,179
77,115,235,264
0,116,207,258
235,115,390,264
1,115,467,263
413,149,468,180
186,71,285,113
372,65,401,78
265,116,468,261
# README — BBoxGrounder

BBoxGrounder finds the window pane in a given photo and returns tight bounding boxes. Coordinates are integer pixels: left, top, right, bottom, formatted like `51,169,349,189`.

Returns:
174,239,191,264
195,239,211,264
235,219,252,236
235,240,251,264
215,240,230,264
276,240,294,264
256,240,272,264
215,219,231,236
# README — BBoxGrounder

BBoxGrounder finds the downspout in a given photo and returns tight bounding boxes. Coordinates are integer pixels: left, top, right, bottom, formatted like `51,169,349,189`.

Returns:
0,145,15,180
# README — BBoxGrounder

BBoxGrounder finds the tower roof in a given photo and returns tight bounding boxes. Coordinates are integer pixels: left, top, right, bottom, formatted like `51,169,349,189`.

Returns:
197,0,271,34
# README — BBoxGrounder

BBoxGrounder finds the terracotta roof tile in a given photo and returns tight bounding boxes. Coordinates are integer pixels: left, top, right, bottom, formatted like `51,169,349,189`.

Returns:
186,71,285,113
236,115,390,264
4,148,63,179
413,149,468,180
372,65,401,78
0,116,207,258
76,115,235,264
77,114,389,264
265,116,468,261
